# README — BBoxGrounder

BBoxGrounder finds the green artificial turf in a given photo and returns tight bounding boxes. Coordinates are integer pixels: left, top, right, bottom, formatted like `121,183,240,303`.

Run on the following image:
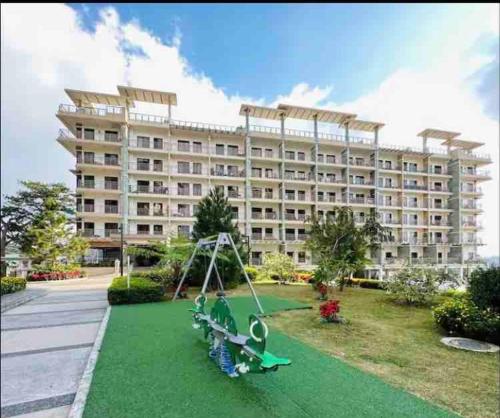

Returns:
84,296,456,418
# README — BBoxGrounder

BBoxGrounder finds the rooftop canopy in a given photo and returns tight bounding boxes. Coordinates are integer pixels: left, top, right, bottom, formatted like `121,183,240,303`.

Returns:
440,138,484,150
239,104,286,120
117,85,177,106
277,104,356,124
417,128,461,140
347,119,385,132
65,89,130,107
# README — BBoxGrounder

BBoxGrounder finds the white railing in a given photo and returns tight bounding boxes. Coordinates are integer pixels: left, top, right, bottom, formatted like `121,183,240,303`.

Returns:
59,104,124,117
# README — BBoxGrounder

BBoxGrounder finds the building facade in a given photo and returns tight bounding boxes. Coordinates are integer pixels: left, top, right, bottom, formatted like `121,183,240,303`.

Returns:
56,86,491,278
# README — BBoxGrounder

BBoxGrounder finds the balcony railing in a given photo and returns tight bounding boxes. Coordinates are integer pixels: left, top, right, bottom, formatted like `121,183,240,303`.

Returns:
350,179,374,186
403,184,427,191
58,104,124,118
429,186,449,192
59,129,122,143
77,155,120,166
461,186,482,193
128,162,166,172
210,168,245,178
77,180,119,190
77,204,120,214
461,168,490,177
430,219,449,226
378,163,401,171
129,185,169,195
349,197,375,205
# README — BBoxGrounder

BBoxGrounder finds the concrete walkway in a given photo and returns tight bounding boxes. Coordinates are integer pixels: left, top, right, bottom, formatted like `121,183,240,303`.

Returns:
1,275,114,418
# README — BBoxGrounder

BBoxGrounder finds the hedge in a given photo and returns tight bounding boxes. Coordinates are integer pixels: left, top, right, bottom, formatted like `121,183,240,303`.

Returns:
347,278,384,289
1,277,27,295
108,276,164,305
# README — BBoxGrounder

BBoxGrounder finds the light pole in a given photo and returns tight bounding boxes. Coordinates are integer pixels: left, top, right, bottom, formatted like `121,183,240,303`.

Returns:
119,223,124,277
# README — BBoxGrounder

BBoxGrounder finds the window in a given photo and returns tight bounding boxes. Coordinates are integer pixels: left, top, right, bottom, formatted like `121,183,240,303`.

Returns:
178,183,189,196
178,225,190,239
137,158,150,171
153,225,163,235
193,141,202,153
84,199,94,212
192,163,202,175
105,223,119,237
137,180,150,193
285,150,295,160
105,130,119,142
105,153,119,166
265,228,273,238
137,202,150,216
252,147,262,157
265,188,273,199
82,151,95,164
152,203,163,216
178,161,190,174
251,252,262,265
84,128,95,140
193,184,202,196
297,152,305,161
227,145,238,156
216,144,225,155
178,140,190,152
137,136,150,148
265,168,274,178
215,164,225,176
287,252,294,260
153,138,163,149
153,160,163,172
326,154,335,164
137,224,150,235
105,176,118,190
298,252,306,263
227,165,238,176
265,148,273,158
105,200,118,214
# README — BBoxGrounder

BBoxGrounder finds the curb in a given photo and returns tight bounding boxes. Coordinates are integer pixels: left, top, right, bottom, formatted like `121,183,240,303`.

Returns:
68,306,111,418
1,289,48,313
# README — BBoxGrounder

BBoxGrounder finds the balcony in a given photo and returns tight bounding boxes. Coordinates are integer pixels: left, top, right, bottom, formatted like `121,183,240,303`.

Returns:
128,162,165,173
210,168,245,178
227,190,242,199
350,179,374,186
284,173,312,181
430,219,449,226
403,184,427,191
251,213,263,220
378,163,401,171
134,207,167,217
77,180,119,191
378,183,400,189
461,186,482,194
58,129,122,144
430,168,448,175
129,185,169,195
265,212,278,220
349,197,375,205
58,104,124,120
349,160,374,168
172,211,192,218
172,166,206,176
430,237,448,244
462,202,481,210
461,168,490,177
77,204,120,215
77,155,120,167
429,186,449,192
455,149,491,162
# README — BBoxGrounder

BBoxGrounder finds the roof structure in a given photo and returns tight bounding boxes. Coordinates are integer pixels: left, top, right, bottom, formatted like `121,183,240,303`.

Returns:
117,85,177,106
239,104,285,120
417,128,461,140
277,104,356,124
65,89,130,107
440,138,484,150
348,119,385,132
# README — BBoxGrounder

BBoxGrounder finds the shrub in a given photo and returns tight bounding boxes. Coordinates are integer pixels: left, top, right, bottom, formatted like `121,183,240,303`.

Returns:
108,276,164,305
357,279,384,289
468,267,500,312
319,300,341,322
261,253,296,283
244,266,258,281
383,266,442,305
433,294,500,344
1,277,27,295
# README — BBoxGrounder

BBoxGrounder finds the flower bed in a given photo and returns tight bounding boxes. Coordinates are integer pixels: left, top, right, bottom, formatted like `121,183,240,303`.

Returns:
27,270,83,281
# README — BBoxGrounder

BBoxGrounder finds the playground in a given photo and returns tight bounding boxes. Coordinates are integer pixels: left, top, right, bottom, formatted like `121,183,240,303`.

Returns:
83,296,455,418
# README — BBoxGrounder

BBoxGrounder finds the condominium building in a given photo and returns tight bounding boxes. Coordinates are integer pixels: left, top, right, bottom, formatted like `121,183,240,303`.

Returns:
56,86,491,278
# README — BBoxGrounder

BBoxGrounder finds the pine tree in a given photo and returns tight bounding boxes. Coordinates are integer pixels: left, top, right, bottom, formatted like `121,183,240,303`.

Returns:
191,188,247,288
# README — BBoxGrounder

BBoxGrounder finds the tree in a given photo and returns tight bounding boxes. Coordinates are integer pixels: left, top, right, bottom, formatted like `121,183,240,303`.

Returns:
306,207,388,291
127,237,194,283
191,188,247,288
261,253,296,284
1,181,74,273
26,209,88,269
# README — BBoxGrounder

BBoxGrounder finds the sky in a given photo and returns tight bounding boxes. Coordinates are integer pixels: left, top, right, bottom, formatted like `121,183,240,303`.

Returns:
1,3,499,256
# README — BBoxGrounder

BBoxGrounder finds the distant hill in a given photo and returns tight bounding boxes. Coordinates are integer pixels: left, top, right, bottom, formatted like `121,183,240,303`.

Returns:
483,256,500,267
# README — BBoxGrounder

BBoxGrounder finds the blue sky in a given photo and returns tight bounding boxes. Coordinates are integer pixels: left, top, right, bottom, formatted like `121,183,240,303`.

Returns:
70,3,493,104
1,3,499,255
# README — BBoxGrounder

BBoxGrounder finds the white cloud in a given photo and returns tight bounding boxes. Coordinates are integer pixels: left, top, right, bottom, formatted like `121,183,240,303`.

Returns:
1,3,498,256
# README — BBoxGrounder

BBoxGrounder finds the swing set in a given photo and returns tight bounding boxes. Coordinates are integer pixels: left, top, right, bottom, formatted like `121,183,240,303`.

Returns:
173,232,291,377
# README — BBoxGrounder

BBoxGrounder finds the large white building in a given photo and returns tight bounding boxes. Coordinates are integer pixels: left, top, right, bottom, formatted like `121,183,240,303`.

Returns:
56,86,491,278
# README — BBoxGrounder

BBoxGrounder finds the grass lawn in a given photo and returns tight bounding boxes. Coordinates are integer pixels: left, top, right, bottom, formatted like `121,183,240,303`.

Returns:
229,284,499,418
84,293,458,418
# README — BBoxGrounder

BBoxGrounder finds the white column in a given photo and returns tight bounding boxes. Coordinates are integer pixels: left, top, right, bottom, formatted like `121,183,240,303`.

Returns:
280,114,286,253
244,111,252,238
121,106,129,234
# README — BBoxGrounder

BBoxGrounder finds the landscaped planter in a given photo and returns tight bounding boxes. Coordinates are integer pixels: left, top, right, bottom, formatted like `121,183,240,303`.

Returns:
27,270,83,281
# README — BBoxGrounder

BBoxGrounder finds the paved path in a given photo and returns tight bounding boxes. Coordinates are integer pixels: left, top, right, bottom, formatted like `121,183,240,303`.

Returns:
1,275,114,418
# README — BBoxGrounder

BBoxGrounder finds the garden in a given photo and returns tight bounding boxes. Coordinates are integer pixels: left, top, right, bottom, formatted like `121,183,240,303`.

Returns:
88,190,499,418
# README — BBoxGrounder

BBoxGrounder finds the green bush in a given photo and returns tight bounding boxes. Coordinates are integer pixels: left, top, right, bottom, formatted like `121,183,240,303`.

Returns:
108,276,164,305
383,266,442,305
244,266,258,281
1,277,27,295
433,294,500,344
468,267,500,312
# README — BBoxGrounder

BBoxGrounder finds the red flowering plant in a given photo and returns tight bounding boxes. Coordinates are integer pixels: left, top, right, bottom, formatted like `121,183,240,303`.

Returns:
319,300,341,323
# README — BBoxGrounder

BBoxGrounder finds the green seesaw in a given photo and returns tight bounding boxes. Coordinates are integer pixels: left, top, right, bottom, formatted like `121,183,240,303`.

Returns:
173,232,291,377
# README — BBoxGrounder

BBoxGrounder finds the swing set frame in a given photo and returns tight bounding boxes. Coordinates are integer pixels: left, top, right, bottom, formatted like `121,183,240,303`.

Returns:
172,232,264,314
